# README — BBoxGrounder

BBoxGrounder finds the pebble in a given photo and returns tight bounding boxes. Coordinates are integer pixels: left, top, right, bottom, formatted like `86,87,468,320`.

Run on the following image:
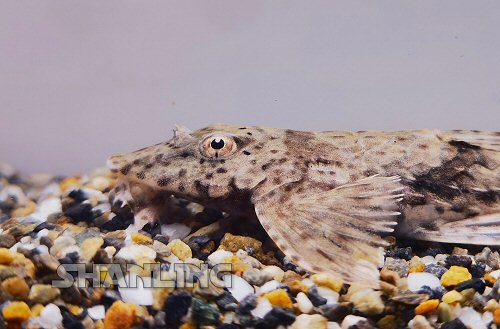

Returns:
386,247,412,260
0,247,15,264
348,288,384,315
424,263,447,278
292,314,328,329
470,262,486,278
442,290,463,304
104,301,136,329
312,273,344,293
296,292,314,313
118,273,154,306
166,239,192,261
408,315,433,329
260,307,296,327
320,303,351,322
341,315,369,329
191,298,220,326
38,303,63,329
28,284,60,304
261,265,285,282
455,278,486,293
407,272,442,291
441,266,472,287
207,249,234,266
251,297,272,318
87,305,106,320
0,233,16,248
226,274,254,302
383,257,410,277
219,232,262,254
308,285,328,306
446,255,473,268
115,244,156,264
161,223,191,240
243,268,273,286
415,299,439,315
264,288,293,308
80,236,104,261
458,307,487,329
1,276,30,300
257,279,281,294
2,301,31,322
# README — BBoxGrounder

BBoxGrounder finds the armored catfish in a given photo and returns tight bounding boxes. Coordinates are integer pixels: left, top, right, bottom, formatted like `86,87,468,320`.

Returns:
107,125,500,286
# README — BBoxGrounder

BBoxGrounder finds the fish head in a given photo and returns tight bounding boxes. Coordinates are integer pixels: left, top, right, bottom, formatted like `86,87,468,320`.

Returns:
107,124,304,212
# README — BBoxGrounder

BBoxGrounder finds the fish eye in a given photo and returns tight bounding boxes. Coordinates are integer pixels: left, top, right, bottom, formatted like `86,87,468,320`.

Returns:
200,135,236,159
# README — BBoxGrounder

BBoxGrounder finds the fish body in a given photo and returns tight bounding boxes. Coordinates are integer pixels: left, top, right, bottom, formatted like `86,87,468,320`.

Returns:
108,125,500,285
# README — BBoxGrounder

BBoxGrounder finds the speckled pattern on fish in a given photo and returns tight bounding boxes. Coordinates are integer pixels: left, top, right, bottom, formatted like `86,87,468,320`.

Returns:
108,125,500,286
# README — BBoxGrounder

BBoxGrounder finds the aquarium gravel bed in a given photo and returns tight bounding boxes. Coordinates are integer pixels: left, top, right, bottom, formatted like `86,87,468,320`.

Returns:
0,161,499,329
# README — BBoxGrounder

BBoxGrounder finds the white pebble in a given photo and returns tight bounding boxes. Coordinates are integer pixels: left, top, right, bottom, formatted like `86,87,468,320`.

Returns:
292,314,328,329
115,244,156,263
317,286,340,305
328,322,341,329
207,249,234,266
407,272,441,291
341,315,368,329
38,303,63,329
87,305,106,320
118,273,153,306
459,307,487,329
251,297,273,318
31,197,62,222
489,269,500,280
261,265,285,282
296,292,314,313
420,255,436,265
482,311,493,325
226,274,255,302
257,280,280,294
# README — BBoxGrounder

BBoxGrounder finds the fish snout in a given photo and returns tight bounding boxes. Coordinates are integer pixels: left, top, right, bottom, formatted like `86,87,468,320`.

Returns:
106,154,127,173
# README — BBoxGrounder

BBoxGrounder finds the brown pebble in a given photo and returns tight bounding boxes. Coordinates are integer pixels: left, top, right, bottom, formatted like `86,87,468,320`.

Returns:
1,276,30,300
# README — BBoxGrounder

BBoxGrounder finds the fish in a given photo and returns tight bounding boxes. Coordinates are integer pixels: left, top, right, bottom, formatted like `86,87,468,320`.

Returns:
107,124,500,286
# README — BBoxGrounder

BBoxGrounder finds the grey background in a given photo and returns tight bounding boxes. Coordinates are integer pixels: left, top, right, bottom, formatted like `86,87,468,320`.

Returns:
1,1,499,175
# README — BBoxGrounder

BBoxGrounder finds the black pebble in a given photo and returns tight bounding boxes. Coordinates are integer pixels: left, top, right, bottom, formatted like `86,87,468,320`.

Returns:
68,189,88,203
154,234,170,245
64,202,94,222
100,213,133,231
440,319,467,329
386,247,413,260
320,303,351,322
237,294,257,314
423,247,445,257
417,285,445,299
470,262,486,278
445,255,472,268
163,292,192,328
455,278,486,294
32,221,57,233
61,309,85,329
39,236,53,248
424,263,447,278
101,290,122,308
216,291,239,311
255,307,296,329
141,221,161,237
307,285,327,306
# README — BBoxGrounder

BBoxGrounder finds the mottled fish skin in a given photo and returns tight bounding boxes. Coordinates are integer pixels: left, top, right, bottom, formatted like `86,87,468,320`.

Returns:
108,124,500,286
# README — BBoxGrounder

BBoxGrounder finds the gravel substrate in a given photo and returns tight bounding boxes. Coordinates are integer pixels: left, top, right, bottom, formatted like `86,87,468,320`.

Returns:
0,161,499,329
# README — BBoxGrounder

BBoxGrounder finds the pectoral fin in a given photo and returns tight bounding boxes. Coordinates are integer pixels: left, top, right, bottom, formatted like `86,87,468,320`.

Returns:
253,175,404,287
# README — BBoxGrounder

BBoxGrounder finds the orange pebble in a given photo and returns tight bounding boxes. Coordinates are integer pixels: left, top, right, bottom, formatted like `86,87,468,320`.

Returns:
415,299,439,315
494,308,500,325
